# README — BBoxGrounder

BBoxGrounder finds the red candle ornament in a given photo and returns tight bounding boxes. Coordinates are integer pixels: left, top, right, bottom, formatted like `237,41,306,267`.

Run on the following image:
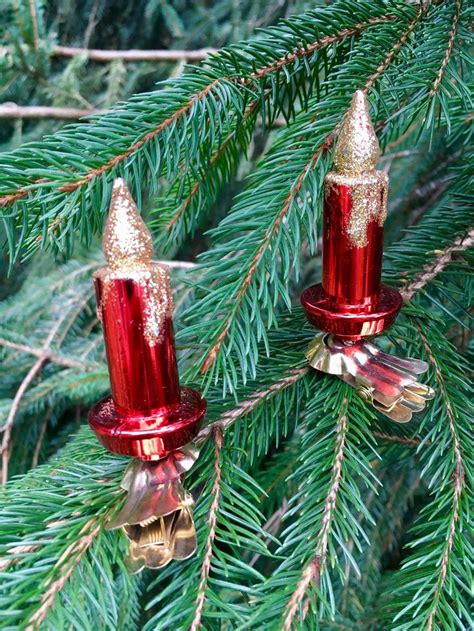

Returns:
301,92,433,423
89,179,206,459
301,90,402,340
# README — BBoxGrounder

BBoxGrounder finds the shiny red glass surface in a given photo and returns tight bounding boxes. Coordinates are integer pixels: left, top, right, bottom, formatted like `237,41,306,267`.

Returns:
89,387,206,460
94,275,180,416
89,269,205,458
301,178,401,339
322,184,384,310
301,283,402,339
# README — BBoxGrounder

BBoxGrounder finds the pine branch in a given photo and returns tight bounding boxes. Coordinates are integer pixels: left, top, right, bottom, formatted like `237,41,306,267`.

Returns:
372,431,422,448
363,4,424,92
283,398,349,629
199,367,308,441
200,135,334,376
184,5,425,391
27,515,106,630
400,228,474,301
1,3,472,629
429,0,462,97
190,425,224,631
0,3,397,260
415,325,466,631
385,318,472,629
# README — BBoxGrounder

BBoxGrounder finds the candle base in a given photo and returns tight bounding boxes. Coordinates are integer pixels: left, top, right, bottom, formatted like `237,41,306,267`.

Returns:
301,283,402,340
88,386,206,459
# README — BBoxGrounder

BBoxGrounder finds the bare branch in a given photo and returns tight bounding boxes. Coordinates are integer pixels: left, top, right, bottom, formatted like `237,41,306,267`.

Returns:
0,104,106,119
0,338,90,370
51,45,216,62
28,0,40,51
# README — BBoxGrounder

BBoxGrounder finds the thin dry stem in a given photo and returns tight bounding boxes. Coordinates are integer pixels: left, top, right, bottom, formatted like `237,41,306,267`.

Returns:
28,0,40,51
31,410,52,468
51,45,216,62
430,0,461,96
0,338,89,370
1,311,72,483
0,104,106,119
364,8,424,91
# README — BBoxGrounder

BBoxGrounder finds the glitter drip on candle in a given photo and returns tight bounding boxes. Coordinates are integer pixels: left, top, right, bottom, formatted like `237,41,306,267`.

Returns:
326,171,387,248
94,264,174,347
142,264,174,347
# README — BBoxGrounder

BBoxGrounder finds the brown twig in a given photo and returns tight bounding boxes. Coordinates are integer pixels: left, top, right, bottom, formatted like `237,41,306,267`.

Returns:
198,367,309,440
364,8,424,92
1,349,49,483
0,303,87,483
28,0,40,51
51,45,217,62
416,325,465,631
400,228,474,301
430,0,461,96
0,104,106,119
373,431,421,448
283,399,349,630
31,409,52,469
249,501,288,568
0,338,89,370
190,425,224,631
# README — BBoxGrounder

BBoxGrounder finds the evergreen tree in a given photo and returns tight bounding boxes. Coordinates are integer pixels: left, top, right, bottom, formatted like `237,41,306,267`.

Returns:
0,0,472,629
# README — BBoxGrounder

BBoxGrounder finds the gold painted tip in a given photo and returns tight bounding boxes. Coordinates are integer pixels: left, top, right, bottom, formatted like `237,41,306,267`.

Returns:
103,178,154,271
333,90,380,176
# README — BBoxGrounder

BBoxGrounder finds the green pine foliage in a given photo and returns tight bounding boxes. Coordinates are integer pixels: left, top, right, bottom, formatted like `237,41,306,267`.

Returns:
0,0,472,629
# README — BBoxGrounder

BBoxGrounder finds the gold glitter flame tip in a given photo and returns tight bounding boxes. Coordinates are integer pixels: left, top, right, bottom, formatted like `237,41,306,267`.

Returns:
103,178,154,271
333,90,380,176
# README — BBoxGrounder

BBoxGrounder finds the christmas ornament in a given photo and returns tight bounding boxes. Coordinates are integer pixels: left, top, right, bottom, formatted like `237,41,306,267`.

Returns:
89,179,206,570
301,91,434,422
